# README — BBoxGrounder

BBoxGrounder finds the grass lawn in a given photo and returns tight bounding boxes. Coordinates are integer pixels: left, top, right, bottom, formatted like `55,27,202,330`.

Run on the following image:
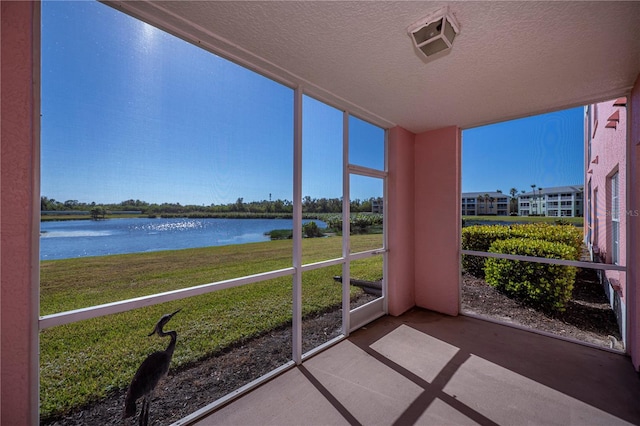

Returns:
39,234,382,419
463,215,583,226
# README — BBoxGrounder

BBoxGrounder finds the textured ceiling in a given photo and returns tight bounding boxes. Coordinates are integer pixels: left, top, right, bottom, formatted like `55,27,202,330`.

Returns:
110,1,640,133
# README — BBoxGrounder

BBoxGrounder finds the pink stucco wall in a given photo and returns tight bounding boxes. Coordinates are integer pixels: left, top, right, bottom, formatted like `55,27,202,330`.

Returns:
413,126,461,316
387,126,416,316
1,1,40,424
586,99,628,313
387,125,461,317
629,74,640,371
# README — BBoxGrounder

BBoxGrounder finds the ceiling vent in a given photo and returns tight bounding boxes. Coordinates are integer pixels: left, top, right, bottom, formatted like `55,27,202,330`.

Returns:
408,7,460,58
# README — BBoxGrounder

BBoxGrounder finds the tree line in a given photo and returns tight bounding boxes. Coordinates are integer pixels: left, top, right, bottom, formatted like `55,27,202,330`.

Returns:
40,196,382,215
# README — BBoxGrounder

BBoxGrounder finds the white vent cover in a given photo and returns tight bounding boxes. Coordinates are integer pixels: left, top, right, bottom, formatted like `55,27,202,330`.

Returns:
408,6,460,58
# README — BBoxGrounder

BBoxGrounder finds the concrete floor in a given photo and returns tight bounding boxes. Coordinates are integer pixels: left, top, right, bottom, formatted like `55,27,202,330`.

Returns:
192,309,640,425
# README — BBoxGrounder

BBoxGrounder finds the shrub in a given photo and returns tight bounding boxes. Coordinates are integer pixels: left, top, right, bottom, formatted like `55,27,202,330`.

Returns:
461,225,513,277
325,215,342,232
265,229,293,240
484,238,577,311
324,214,383,234
302,221,324,238
461,223,582,277
507,223,583,256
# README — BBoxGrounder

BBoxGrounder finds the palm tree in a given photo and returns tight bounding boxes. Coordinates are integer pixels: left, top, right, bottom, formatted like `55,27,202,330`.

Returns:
509,188,519,215
531,184,537,215
538,187,544,215
483,193,490,214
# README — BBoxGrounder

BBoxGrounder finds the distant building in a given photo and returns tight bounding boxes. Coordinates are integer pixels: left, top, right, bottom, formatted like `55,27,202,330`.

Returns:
518,186,583,217
462,192,510,216
371,198,383,214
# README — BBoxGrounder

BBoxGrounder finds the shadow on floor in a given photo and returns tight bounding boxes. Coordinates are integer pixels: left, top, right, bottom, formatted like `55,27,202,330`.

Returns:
196,309,640,426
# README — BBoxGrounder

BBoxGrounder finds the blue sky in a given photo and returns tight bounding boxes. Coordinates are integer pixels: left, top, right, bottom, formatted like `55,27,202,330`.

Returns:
462,107,584,195
41,1,582,206
41,1,384,206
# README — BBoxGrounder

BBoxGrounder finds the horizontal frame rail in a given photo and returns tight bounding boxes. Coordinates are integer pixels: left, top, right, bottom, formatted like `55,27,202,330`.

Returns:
300,257,344,272
350,248,387,260
461,249,626,271
348,164,387,179
39,267,295,330
40,249,387,330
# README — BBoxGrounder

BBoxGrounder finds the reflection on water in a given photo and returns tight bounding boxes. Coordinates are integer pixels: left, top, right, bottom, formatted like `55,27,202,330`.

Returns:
40,217,324,260
41,230,112,238
133,220,204,233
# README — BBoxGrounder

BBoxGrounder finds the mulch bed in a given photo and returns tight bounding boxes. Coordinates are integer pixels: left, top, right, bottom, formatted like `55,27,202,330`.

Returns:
461,268,623,350
44,269,622,425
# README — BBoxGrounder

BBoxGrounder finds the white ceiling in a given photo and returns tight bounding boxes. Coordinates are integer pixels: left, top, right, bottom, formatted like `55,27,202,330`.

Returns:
111,1,640,133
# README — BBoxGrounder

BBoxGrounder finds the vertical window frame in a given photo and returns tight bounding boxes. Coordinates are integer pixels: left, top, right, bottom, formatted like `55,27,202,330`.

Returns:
610,172,620,265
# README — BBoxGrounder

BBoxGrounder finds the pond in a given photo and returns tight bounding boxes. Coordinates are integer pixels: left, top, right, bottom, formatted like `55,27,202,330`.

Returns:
40,217,325,260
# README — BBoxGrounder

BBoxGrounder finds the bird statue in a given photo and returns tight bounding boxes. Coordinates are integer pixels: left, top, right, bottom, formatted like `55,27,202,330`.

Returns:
123,308,181,426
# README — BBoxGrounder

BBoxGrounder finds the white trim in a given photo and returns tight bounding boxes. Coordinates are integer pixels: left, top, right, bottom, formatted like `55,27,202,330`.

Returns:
461,250,626,271
348,164,388,179
292,85,303,365
349,248,387,260
39,252,387,331
39,267,296,330
345,119,387,327
300,257,345,272
350,298,386,332
342,110,351,336
382,129,389,314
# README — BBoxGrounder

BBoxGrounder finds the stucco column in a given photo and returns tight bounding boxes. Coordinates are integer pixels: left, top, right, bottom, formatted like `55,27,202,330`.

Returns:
387,126,416,316
413,126,461,316
1,1,41,424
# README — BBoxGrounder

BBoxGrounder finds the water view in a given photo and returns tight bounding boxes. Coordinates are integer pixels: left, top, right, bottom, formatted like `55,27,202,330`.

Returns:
40,217,324,260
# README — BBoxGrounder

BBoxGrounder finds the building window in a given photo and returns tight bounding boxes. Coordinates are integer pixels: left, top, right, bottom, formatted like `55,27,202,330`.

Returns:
587,180,592,245
611,173,620,264
593,188,599,246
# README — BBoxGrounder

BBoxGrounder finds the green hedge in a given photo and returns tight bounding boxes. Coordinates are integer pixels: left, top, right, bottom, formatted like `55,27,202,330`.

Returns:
508,223,583,254
462,225,513,277
325,214,383,234
485,238,577,311
461,223,582,277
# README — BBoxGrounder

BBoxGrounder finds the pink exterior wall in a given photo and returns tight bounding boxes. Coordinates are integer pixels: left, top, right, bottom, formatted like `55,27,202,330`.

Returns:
414,127,461,316
387,125,461,317
586,98,628,336
387,126,416,316
587,99,628,267
629,74,640,371
1,1,41,424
